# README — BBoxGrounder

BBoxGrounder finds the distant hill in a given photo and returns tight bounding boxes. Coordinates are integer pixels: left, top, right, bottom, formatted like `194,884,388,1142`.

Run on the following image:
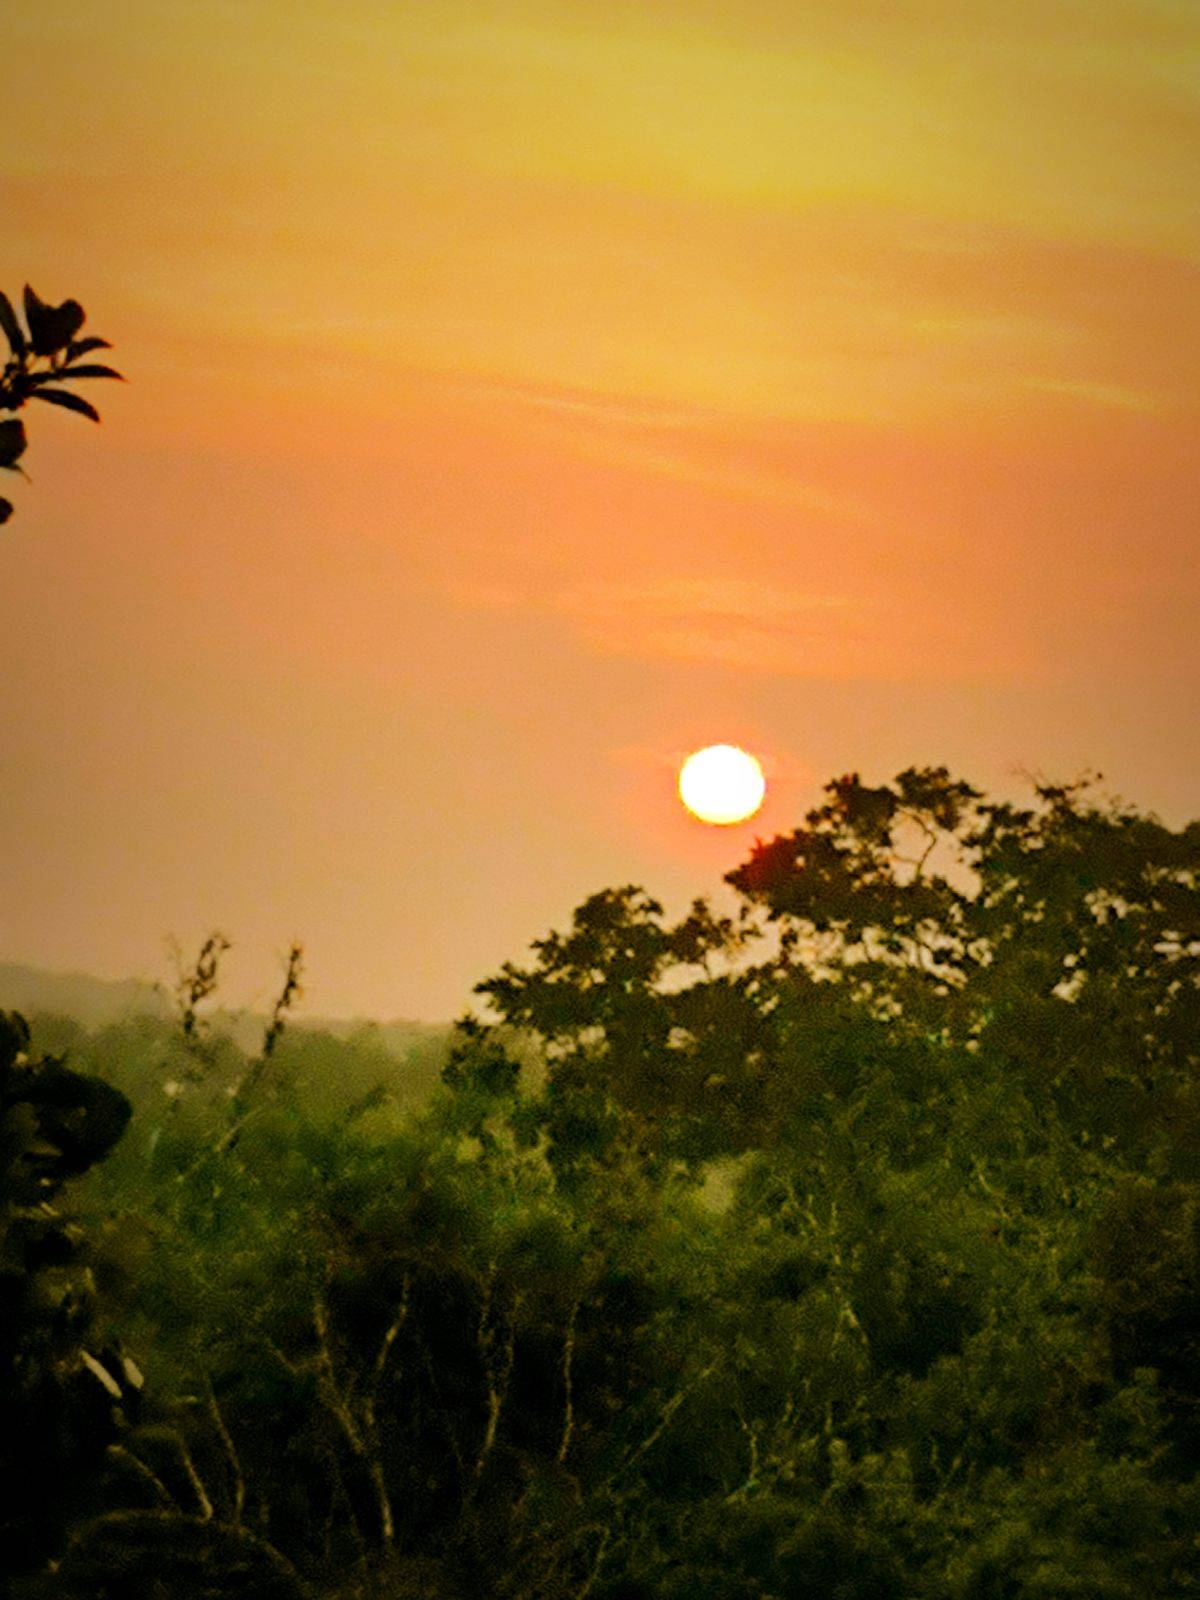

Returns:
0,960,447,1059
0,961,170,1029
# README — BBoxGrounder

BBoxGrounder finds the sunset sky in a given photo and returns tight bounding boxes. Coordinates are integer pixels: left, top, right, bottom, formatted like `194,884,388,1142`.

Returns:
2,0,1197,1018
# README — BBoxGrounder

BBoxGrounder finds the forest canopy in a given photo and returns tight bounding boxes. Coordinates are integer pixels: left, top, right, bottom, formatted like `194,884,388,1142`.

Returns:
5,767,1200,1598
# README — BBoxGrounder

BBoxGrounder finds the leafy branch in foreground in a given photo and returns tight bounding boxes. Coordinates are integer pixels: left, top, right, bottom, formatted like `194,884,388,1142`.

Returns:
0,284,123,525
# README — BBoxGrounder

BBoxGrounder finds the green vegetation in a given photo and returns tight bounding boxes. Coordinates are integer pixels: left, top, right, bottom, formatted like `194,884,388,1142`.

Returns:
4,289,1197,1593
5,769,1200,1597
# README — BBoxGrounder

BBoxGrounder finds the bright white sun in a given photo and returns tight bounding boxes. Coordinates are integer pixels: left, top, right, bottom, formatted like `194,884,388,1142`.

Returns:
679,744,766,825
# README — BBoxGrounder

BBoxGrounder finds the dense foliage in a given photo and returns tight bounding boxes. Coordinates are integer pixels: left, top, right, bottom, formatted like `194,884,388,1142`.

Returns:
4,769,1199,1597
0,1010,133,1578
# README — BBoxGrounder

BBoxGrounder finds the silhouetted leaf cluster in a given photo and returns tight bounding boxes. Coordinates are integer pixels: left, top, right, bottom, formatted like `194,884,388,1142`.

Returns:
0,286,122,525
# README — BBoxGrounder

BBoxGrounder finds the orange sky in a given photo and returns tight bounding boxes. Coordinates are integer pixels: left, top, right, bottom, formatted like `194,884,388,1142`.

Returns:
2,0,1198,1017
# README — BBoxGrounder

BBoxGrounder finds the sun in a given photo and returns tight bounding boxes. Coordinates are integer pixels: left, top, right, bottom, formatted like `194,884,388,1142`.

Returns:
679,745,766,825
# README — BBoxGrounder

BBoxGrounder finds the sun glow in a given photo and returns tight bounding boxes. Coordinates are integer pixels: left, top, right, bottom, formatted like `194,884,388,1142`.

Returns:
678,744,766,825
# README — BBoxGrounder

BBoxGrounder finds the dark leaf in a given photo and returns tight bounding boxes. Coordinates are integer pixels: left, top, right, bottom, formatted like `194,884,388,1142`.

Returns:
30,387,100,422
65,337,112,361
0,418,27,467
22,285,47,343
24,287,86,357
5,370,35,401
0,292,25,357
56,364,123,381
0,497,12,523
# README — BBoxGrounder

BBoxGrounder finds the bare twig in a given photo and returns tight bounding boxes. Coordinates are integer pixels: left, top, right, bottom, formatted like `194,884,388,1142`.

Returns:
105,1444,174,1508
363,1275,410,1433
608,1362,719,1487
171,933,231,1046
724,1413,761,1502
471,1265,521,1486
64,1511,305,1591
204,1377,245,1524
170,1430,214,1521
577,1525,611,1599
261,943,305,1062
310,1294,396,1547
175,944,305,1182
557,1299,579,1465
416,1328,467,1481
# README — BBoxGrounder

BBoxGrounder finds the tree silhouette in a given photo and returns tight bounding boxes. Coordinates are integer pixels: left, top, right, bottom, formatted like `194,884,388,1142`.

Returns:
0,286,123,525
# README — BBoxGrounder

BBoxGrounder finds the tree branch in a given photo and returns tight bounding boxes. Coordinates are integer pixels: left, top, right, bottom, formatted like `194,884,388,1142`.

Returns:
204,1377,244,1524
557,1299,579,1465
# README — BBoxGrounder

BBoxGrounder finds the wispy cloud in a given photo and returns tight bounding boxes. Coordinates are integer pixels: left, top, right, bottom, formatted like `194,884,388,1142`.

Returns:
452,377,868,519
1022,377,1159,412
449,572,1030,681
455,380,708,432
